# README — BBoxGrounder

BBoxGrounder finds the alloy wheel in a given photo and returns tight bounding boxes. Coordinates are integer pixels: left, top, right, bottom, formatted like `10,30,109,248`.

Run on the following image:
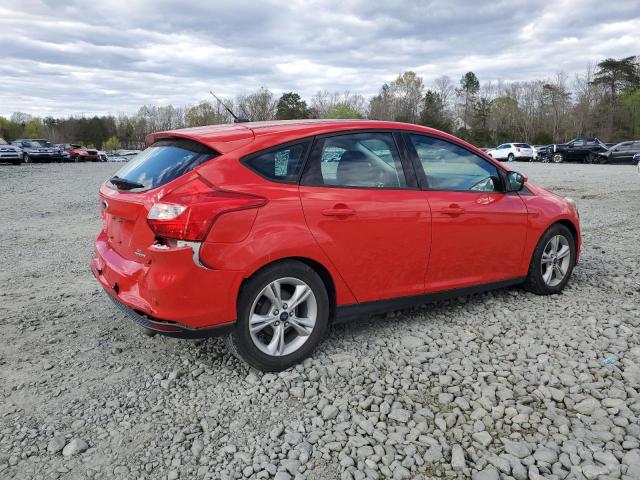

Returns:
552,153,563,163
249,277,317,356
541,235,571,287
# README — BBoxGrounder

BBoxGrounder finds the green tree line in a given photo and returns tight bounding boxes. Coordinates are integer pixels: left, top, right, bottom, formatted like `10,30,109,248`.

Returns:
1,56,638,149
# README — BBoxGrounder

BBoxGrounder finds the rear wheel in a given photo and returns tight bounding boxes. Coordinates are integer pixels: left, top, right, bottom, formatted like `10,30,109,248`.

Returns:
23,154,30,163
523,224,576,295
226,260,329,371
584,152,595,164
551,152,563,163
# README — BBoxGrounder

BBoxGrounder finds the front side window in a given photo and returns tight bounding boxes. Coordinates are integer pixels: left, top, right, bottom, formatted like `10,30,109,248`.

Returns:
409,134,500,192
572,139,585,146
302,132,407,188
243,141,310,183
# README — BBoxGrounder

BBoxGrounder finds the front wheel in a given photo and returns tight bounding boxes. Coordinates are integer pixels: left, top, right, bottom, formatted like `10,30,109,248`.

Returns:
226,260,329,371
551,152,563,163
23,154,30,163
523,224,576,295
507,153,514,162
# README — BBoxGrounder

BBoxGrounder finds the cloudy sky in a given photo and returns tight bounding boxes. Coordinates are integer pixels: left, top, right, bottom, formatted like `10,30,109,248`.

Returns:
1,0,638,117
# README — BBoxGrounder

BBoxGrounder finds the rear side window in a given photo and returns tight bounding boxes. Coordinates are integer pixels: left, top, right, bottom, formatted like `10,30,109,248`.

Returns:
514,143,530,148
302,132,407,189
109,139,218,191
243,141,310,183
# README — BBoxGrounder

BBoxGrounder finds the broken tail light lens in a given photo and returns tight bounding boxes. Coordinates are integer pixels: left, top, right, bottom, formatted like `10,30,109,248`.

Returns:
147,177,266,242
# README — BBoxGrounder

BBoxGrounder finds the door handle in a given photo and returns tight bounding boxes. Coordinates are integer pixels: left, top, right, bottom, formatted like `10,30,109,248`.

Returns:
322,207,355,217
441,205,465,216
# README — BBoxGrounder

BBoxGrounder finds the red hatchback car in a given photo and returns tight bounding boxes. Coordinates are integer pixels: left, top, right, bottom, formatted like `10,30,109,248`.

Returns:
92,120,581,371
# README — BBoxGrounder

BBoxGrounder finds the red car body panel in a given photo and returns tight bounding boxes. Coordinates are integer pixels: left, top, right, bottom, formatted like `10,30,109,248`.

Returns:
298,185,430,302
93,120,581,332
424,190,529,291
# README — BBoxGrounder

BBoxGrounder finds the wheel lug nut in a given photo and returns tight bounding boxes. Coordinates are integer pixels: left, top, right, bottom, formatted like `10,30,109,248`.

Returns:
273,309,279,315
282,303,288,309
274,321,280,326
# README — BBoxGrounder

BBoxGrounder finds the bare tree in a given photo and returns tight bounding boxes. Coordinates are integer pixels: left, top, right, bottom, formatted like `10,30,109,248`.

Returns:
236,88,277,121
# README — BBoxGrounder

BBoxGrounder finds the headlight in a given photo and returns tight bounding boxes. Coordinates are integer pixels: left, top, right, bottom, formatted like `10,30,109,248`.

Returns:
565,197,579,218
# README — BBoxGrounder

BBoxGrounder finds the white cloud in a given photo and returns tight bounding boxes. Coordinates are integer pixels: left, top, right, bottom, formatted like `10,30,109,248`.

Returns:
0,0,638,117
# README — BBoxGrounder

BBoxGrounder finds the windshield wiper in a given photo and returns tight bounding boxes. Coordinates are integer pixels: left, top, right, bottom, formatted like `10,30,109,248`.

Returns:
110,176,145,190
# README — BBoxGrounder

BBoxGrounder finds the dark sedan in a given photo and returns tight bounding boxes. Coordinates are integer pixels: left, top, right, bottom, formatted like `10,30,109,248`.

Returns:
597,140,640,164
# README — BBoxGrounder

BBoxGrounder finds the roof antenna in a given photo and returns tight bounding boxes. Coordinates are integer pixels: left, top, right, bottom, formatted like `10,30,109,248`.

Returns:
209,91,250,123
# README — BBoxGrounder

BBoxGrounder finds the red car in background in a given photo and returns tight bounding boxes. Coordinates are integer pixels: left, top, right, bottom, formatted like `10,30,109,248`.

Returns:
61,143,100,162
92,120,581,371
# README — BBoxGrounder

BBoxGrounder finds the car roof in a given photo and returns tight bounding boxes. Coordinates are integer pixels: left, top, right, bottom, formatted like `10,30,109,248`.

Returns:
145,119,472,154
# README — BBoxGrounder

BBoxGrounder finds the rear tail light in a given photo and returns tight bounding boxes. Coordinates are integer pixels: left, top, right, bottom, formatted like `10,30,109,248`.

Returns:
147,177,266,242
516,147,521,152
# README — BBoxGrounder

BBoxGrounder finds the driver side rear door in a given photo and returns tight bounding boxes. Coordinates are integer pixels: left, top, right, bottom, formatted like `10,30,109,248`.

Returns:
404,133,529,292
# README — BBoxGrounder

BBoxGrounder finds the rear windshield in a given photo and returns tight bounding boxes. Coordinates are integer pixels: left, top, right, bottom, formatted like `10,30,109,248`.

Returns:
108,138,218,191
514,143,530,148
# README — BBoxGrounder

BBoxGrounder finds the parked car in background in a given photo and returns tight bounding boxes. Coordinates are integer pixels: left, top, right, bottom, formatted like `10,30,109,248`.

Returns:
596,140,640,164
98,151,109,162
111,149,141,160
534,145,550,161
63,144,100,162
92,119,581,371
33,140,64,162
53,144,72,162
486,143,535,161
0,137,23,164
11,139,59,163
547,138,608,163
634,152,640,166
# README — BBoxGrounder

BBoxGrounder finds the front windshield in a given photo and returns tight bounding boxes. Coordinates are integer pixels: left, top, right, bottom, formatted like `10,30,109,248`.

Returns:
37,141,53,147
25,141,41,148
0,138,7,145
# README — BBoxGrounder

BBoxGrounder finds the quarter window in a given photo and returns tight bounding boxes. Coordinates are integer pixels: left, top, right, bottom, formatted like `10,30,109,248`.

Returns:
409,134,500,192
302,132,407,188
243,141,310,183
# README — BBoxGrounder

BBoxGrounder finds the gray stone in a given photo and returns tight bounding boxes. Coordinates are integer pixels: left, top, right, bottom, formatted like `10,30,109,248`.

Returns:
472,467,500,480
62,438,88,457
47,436,66,454
451,444,466,469
321,405,339,420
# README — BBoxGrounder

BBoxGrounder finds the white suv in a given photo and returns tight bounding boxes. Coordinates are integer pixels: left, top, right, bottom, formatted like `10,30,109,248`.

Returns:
486,143,535,162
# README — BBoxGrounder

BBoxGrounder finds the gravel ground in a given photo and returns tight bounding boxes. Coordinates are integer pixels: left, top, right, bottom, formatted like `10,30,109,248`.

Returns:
1,162,639,480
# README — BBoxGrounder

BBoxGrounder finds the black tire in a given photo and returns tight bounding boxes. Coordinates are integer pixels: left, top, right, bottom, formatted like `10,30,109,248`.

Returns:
507,153,515,162
523,223,576,295
23,154,30,163
584,152,595,164
226,260,330,371
72,155,79,163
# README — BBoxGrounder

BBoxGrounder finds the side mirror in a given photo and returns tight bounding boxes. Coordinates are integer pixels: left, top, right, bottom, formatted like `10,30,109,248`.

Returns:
505,171,526,192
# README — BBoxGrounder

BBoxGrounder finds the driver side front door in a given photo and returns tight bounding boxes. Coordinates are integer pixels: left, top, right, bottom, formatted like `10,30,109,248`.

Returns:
405,133,529,292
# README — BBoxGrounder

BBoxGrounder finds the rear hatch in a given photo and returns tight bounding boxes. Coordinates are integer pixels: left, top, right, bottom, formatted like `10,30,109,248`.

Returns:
100,138,219,262
514,143,533,155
